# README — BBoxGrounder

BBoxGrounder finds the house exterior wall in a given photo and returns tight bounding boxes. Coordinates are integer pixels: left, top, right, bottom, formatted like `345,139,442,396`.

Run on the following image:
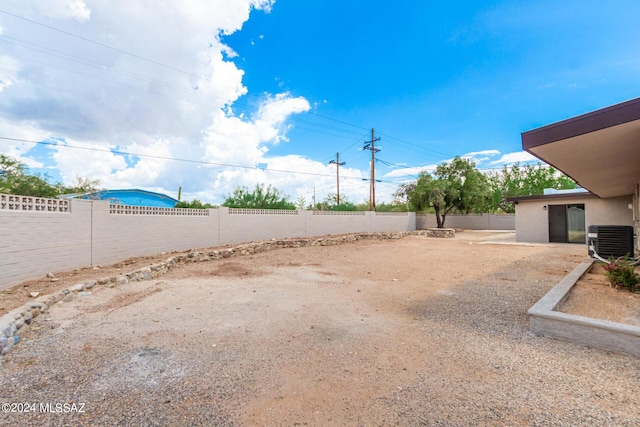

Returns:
514,196,633,243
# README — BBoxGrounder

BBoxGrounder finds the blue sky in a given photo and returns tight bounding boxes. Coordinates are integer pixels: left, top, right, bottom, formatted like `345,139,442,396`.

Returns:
1,0,640,205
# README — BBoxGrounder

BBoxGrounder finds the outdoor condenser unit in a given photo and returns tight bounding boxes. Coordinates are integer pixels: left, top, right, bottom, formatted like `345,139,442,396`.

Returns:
587,225,634,259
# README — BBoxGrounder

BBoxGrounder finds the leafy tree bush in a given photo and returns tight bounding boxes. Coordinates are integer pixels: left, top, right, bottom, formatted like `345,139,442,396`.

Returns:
486,163,576,213
320,193,357,211
174,199,215,209
408,157,490,228
372,202,409,212
1,154,58,197
56,177,102,194
1,154,103,198
222,183,295,210
603,257,640,292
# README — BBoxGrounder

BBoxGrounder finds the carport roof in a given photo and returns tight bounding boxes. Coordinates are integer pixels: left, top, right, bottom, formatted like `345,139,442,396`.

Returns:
522,97,640,198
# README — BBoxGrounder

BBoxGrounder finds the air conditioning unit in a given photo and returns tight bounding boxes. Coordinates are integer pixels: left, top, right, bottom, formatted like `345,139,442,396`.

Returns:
587,225,634,259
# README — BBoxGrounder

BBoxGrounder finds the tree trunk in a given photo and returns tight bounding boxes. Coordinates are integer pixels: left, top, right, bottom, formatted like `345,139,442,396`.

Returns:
435,206,443,228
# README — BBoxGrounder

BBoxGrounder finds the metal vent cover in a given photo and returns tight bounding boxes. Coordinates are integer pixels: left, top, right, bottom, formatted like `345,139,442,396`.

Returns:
587,225,634,259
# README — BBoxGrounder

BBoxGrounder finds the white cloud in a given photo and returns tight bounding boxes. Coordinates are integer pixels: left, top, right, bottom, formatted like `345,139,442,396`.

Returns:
0,55,18,93
0,0,322,203
383,164,437,179
489,151,539,165
14,0,92,22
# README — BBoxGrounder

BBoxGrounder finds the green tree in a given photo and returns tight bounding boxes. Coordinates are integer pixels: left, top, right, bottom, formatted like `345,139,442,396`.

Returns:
295,195,307,210
0,154,58,197
174,199,215,209
486,163,576,213
374,202,409,212
311,193,356,211
392,182,416,209
222,183,296,210
56,176,103,194
408,157,490,228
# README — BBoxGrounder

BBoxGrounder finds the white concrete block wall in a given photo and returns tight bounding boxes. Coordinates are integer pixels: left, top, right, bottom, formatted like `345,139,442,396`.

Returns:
416,213,514,230
416,214,438,229
0,195,426,289
305,211,371,236
447,214,489,229
371,212,416,232
486,214,516,230
91,202,220,266
218,207,306,244
0,198,92,287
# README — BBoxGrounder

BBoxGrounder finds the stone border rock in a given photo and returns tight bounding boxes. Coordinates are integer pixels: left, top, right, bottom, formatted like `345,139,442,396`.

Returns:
425,228,455,238
1,230,445,359
528,258,640,357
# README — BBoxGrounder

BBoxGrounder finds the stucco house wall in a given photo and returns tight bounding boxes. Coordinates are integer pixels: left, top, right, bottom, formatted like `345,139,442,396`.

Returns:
514,195,633,243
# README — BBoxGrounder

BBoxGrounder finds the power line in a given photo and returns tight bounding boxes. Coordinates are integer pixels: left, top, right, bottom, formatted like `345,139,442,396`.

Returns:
0,9,211,83
0,9,526,177
375,131,454,159
328,152,346,204
0,9,371,134
0,136,408,185
363,128,381,210
0,136,358,180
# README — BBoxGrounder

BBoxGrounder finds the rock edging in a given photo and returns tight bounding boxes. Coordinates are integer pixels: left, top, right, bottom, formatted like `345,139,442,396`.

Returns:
0,230,446,359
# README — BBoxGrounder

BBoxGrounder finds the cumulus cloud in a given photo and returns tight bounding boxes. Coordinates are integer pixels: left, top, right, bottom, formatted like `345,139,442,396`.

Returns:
382,149,542,182
0,0,321,203
383,164,437,179
12,0,92,22
489,151,539,165
460,149,501,164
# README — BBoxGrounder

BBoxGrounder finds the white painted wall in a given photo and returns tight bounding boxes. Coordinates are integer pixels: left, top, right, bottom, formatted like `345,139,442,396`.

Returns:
0,195,92,287
92,202,220,265
0,196,417,289
416,213,515,230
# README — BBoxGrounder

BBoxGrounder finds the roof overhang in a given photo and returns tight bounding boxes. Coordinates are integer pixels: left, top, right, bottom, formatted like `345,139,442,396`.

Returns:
522,97,640,198
506,192,597,203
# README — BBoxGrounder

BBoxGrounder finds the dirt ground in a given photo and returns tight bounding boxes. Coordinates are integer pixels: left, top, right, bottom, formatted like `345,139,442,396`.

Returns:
558,262,640,326
1,231,639,426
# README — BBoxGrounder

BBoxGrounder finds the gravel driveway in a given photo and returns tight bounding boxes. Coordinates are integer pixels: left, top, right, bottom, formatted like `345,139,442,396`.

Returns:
1,232,638,426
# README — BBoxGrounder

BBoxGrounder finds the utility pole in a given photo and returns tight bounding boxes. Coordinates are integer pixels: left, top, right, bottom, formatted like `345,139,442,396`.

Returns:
329,152,346,205
363,128,380,211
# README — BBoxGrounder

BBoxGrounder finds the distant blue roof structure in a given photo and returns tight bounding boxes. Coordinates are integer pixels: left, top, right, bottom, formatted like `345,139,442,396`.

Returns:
62,189,178,207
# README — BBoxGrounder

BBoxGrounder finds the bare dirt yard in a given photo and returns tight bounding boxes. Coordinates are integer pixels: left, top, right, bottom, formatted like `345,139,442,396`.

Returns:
1,231,639,426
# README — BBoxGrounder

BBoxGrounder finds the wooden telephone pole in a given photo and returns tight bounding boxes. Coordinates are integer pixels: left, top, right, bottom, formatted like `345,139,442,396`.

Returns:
329,152,346,205
363,128,380,211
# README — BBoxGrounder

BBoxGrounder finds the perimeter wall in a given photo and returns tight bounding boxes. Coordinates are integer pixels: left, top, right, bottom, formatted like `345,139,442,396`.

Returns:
1,194,516,289
416,213,515,230
0,194,416,288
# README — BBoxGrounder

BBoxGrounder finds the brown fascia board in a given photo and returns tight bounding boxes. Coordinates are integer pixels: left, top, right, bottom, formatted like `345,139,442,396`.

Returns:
506,192,597,203
521,97,640,149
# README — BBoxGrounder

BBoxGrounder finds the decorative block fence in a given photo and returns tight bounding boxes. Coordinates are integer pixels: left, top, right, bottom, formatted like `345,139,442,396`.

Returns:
416,213,515,230
0,194,415,289
0,194,514,289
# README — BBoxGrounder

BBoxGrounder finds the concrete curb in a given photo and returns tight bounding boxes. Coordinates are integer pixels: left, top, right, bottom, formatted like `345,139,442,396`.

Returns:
529,258,640,357
0,230,440,359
